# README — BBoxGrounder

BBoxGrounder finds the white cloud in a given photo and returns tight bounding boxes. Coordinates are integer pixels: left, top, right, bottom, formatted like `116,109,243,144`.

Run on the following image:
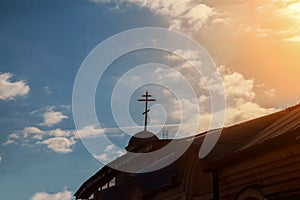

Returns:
219,66,255,100
49,129,72,137
264,88,276,99
92,0,215,33
76,125,105,138
0,72,30,100
103,46,277,137
217,0,300,41
183,65,277,129
8,133,20,139
104,144,115,152
218,65,277,125
116,150,125,157
184,4,213,31
199,95,209,103
149,61,277,136
276,1,300,20
224,101,277,125
0,154,2,163
4,126,76,154
3,105,74,152
94,144,125,163
94,153,109,162
3,140,15,146
41,107,68,127
284,34,300,42
93,0,300,43
23,126,44,139
37,137,76,154
3,124,107,154
31,189,72,200
4,126,44,145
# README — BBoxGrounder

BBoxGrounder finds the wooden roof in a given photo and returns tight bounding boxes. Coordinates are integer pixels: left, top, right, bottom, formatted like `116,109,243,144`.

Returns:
201,104,300,167
75,104,300,199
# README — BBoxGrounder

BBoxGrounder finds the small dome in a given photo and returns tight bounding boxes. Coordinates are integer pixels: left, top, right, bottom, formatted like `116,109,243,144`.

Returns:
126,130,159,152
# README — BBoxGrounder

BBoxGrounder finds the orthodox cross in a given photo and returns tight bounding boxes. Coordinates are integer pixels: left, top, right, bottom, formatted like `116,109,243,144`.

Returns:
138,91,156,131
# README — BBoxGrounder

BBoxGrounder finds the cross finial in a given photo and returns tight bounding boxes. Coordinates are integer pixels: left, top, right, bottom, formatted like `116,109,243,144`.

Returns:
138,90,156,131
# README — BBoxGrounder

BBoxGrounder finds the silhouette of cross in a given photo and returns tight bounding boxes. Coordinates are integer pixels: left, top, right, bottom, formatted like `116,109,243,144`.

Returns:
138,91,156,130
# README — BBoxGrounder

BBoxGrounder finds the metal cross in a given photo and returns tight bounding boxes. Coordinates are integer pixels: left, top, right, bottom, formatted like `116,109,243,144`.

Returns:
138,91,156,131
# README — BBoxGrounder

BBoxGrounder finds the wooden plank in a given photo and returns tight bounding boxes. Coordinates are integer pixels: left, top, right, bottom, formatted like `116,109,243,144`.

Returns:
219,169,300,198
221,143,300,178
220,157,300,187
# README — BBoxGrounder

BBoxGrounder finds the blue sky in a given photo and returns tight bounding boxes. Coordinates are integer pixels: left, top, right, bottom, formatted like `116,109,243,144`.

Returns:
0,0,164,199
1,0,300,199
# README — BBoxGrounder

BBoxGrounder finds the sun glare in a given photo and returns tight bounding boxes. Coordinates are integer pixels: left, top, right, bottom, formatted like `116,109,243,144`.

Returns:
285,1,300,18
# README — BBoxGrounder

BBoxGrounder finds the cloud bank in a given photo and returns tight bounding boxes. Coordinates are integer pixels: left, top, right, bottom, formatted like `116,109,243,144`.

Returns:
3,125,107,154
91,0,216,34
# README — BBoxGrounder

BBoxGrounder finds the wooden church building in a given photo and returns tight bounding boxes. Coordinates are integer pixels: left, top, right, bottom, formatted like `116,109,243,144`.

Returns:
75,93,300,200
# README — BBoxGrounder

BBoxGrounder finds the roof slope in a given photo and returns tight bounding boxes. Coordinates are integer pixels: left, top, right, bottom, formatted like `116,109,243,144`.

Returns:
201,104,300,165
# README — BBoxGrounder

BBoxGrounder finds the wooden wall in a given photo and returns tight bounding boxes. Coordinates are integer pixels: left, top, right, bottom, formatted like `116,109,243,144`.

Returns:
218,142,300,200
